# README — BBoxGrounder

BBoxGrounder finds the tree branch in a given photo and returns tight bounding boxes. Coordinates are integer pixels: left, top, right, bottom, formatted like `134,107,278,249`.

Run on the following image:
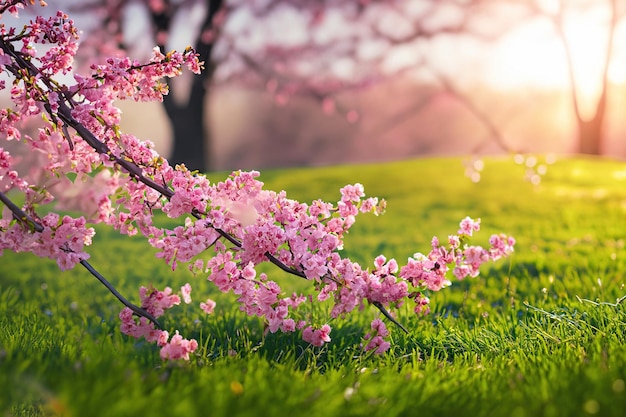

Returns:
434,71,512,153
372,301,408,334
0,191,44,233
80,259,163,328
0,191,162,328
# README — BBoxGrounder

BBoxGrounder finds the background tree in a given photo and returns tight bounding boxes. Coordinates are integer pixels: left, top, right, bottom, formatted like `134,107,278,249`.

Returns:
380,0,626,157
46,0,624,171
527,0,623,155
60,0,387,171
50,0,510,171
69,0,226,171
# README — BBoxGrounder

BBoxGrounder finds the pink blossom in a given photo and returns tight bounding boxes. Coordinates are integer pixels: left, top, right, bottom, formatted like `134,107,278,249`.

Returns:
119,308,161,342
139,286,181,317
281,318,296,332
363,319,391,354
453,265,472,280
337,201,358,217
359,197,379,214
157,330,170,347
370,318,389,337
364,335,391,354
181,283,192,304
310,199,333,218
448,235,461,249
302,324,332,347
200,298,216,314
413,293,431,315
340,183,364,202
458,216,481,236
302,254,328,279
489,233,516,259
159,331,198,360
464,246,489,267
7,3,24,17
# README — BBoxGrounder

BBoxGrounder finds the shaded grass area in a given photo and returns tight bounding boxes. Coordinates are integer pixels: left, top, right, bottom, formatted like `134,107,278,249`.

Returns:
2,155,626,416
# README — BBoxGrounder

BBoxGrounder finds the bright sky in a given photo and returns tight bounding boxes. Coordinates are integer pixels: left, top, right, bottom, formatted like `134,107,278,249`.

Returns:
481,2,626,118
486,13,626,88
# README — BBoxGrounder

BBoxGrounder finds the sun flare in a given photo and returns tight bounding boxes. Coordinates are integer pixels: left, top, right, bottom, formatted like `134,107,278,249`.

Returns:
486,5,623,118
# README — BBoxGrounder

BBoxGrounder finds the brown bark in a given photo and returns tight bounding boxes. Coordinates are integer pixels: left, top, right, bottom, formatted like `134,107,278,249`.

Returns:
165,75,209,171
554,0,615,155
577,88,606,155
578,119,603,155
152,0,224,172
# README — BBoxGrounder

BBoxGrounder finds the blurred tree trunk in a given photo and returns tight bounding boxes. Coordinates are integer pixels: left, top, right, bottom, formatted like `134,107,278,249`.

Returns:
577,91,606,155
152,0,223,172
165,73,209,171
553,0,615,156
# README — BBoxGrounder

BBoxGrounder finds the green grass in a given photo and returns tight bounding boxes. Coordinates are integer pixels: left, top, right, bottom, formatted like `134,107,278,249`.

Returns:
2,155,626,417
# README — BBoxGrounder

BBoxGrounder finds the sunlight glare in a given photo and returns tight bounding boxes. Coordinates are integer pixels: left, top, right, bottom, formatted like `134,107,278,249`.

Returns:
486,3,619,119
487,18,568,90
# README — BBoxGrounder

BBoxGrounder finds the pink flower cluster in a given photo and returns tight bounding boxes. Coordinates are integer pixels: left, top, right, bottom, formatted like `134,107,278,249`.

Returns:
0,211,94,270
119,285,198,360
0,3,516,360
303,324,332,347
363,319,391,354
82,45,201,105
397,216,516,315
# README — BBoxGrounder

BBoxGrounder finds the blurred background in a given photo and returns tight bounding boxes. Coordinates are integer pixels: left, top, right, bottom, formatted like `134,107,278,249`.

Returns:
6,0,626,172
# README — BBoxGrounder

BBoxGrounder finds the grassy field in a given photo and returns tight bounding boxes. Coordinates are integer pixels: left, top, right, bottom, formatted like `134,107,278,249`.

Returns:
2,155,626,417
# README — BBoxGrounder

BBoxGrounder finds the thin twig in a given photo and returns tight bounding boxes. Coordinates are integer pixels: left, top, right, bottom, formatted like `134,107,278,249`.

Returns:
0,191,162,328
372,301,408,334
0,191,44,232
80,259,162,328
